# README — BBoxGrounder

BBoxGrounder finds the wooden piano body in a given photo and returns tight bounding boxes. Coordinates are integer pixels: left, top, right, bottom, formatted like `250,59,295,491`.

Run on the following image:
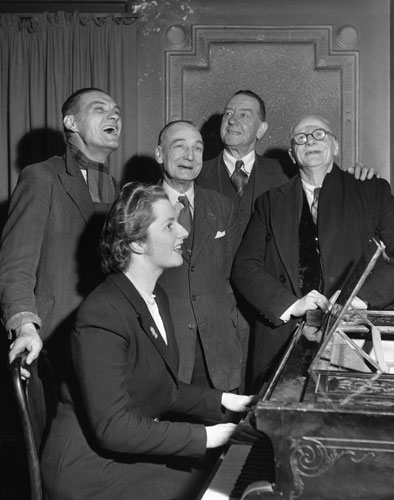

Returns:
253,311,394,500
201,241,394,499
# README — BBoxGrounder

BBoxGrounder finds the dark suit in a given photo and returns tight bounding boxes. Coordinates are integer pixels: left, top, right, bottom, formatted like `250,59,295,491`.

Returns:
0,148,110,366
232,165,394,389
41,273,224,500
197,153,289,390
198,153,289,243
158,185,242,391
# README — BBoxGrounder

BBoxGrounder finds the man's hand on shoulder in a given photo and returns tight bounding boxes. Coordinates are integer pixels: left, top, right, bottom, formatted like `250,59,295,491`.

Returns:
347,163,379,181
9,323,43,378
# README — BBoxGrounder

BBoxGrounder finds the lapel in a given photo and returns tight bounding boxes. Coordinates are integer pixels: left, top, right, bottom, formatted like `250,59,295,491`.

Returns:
269,175,303,294
190,186,217,262
58,148,95,224
108,273,179,381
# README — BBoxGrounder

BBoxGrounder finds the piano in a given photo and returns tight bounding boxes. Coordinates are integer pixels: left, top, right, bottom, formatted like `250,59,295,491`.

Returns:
201,240,394,499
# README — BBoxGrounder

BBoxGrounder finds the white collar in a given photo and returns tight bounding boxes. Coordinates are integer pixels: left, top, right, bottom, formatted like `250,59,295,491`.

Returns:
162,180,195,215
223,149,255,176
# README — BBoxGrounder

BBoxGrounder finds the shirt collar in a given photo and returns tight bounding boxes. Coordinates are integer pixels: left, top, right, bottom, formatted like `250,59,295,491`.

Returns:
223,149,255,176
162,180,195,214
301,164,333,207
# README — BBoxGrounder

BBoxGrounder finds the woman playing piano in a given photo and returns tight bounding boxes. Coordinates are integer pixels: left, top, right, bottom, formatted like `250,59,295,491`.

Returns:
41,183,252,500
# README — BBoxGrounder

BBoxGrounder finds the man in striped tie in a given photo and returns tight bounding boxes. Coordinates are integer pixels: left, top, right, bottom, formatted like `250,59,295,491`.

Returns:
155,120,244,397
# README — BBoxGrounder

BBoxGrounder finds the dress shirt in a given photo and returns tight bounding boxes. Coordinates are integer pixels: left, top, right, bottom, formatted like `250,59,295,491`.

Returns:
162,180,195,218
223,149,255,178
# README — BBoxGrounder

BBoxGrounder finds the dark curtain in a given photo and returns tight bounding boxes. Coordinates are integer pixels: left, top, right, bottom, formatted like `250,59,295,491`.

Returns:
0,11,138,228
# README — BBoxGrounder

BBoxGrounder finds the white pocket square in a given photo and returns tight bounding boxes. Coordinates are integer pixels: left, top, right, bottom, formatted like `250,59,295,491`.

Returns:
215,230,226,239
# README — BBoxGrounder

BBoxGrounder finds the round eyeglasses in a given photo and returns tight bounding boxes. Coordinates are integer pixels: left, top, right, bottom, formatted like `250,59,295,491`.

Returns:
292,128,336,146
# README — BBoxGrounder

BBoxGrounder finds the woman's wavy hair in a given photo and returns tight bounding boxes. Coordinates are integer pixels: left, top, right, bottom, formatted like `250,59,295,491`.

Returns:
100,182,168,274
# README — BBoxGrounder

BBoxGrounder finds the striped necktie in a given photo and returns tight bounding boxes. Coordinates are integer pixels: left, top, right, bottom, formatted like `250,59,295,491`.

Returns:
178,195,192,233
231,160,248,198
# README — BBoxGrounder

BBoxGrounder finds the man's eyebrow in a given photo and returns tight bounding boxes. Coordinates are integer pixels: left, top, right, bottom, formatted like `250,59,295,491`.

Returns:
89,100,121,112
224,106,253,113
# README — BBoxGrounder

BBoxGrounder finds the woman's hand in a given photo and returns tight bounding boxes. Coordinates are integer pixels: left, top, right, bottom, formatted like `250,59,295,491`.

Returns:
205,423,237,448
221,393,254,413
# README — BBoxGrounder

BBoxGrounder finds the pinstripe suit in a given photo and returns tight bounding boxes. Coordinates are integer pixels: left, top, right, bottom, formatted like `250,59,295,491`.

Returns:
158,184,242,391
197,152,289,390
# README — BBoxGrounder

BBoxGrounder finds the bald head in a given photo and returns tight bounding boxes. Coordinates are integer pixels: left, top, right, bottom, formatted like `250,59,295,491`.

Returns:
288,114,339,178
290,115,334,139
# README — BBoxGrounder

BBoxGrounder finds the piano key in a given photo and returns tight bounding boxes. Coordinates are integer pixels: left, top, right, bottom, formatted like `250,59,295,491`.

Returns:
200,437,274,500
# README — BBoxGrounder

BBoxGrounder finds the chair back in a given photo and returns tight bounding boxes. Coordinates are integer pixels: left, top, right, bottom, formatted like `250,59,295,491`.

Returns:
10,353,53,500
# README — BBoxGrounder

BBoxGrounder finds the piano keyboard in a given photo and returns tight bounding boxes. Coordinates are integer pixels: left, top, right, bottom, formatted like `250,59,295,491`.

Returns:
200,438,274,499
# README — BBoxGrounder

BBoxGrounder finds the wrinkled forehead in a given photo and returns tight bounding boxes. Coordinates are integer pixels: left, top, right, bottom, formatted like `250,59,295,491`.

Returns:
163,122,202,144
78,90,117,109
291,115,333,136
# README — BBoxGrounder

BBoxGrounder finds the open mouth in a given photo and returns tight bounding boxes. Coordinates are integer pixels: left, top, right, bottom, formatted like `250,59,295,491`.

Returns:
305,150,321,156
103,125,118,135
174,244,183,253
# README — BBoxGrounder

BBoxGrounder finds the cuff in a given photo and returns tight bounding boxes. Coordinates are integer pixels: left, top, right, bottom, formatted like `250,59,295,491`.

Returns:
6,312,41,336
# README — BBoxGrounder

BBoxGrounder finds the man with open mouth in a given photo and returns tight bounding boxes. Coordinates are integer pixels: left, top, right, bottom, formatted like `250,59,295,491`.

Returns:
0,87,122,382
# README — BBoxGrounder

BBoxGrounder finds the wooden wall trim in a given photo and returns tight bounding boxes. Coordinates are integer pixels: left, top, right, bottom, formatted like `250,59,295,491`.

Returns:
165,25,359,168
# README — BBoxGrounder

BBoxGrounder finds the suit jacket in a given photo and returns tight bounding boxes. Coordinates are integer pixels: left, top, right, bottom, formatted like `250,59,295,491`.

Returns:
41,273,224,500
198,152,289,243
158,185,242,391
232,165,394,389
0,148,110,358
198,153,289,391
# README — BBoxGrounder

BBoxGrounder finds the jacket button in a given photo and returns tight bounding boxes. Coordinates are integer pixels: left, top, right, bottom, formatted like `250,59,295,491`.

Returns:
188,323,196,329
279,274,286,283
192,295,197,301
190,265,195,272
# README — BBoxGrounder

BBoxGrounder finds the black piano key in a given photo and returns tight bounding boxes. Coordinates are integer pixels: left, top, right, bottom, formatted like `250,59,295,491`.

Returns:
229,435,275,499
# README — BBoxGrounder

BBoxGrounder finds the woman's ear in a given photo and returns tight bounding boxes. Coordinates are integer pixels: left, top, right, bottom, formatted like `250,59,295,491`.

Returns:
130,240,144,255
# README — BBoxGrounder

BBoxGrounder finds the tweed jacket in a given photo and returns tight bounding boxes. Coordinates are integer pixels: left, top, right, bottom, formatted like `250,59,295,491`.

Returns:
0,148,111,349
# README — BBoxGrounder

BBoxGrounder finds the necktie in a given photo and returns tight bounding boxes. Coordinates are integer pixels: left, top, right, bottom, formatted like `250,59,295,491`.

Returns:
311,187,320,225
178,195,192,233
231,160,248,198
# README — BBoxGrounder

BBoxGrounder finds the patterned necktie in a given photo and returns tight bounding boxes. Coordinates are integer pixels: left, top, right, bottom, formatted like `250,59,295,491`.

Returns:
311,187,320,225
231,160,248,198
177,195,192,233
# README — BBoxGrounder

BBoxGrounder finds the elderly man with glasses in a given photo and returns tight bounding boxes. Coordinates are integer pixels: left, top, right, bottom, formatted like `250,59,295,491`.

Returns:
231,114,394,391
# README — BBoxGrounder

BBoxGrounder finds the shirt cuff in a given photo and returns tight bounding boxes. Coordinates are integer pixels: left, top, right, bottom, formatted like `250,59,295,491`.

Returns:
280,300,298,323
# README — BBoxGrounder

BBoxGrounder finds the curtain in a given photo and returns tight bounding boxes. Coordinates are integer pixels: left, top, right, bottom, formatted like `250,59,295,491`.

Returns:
0,11,138,228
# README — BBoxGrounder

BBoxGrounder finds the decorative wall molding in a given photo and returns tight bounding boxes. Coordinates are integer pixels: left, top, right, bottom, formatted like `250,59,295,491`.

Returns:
165,25,359,167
